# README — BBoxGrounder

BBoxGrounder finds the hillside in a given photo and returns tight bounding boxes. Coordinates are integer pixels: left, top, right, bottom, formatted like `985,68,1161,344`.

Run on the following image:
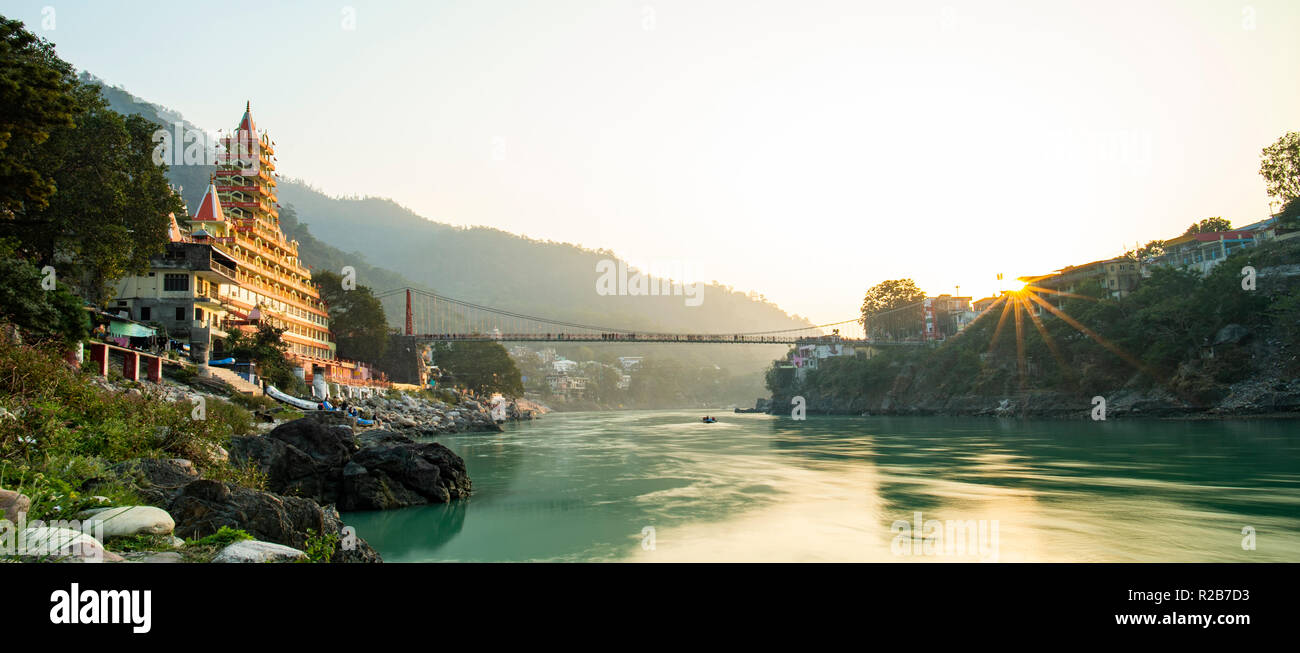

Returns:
88,77,804,401
768,238,1300,418
91,76,810,336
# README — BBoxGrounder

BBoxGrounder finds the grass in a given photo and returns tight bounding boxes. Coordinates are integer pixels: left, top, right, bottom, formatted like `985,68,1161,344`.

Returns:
0,332,264,525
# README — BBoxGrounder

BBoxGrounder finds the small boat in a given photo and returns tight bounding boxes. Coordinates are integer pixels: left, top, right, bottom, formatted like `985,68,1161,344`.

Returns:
702,417,717,424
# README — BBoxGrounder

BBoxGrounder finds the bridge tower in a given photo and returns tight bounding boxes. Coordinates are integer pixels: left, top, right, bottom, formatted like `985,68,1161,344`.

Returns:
405,288,414,335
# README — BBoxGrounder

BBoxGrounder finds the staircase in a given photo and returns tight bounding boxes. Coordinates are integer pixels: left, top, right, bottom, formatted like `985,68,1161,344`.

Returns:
203,366,263,396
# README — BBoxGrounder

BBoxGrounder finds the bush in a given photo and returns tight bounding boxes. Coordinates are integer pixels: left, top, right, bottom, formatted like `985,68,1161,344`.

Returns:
0,329,263,521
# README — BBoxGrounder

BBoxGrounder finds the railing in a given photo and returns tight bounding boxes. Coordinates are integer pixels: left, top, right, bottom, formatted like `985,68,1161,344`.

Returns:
209,259,237,280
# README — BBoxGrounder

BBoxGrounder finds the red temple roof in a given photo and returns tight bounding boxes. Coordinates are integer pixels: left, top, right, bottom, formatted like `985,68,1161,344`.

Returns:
192,183,225,222
238,101,256,134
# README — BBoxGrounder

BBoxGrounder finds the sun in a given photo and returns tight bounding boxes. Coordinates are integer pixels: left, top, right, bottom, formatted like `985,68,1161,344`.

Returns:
1007,278,1029,293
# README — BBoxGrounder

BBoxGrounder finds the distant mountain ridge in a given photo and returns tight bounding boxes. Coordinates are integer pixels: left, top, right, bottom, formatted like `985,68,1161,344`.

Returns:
90,76,813,337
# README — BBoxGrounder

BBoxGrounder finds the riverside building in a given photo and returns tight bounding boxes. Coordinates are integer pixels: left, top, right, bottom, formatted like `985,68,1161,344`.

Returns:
113,103,386,397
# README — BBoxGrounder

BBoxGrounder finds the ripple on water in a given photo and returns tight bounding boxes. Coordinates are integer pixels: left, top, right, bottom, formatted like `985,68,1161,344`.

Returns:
343,410,1300,562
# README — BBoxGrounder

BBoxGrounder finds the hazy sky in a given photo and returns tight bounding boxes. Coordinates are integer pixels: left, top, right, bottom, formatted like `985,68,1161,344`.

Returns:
10,0,1300,324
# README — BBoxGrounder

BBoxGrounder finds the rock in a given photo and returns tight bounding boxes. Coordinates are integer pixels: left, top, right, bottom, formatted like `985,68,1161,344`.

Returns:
98,458,200,506
204,443,229,464
266,418,357,468
1,488,31,523
231,418,471,515
228,418,359,504
212,539,306,563
17,527,124,563
171,536,185,548
1213,324,1251,346
121,551,184,563
349,430,471,505
167,479,381,563
339,461,427,511
81,506,175,538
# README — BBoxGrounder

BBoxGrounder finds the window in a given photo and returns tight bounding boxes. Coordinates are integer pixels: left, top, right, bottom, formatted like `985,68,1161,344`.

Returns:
175,307,185,321
140,307,151,321
195,308,204,322
164,273,189,291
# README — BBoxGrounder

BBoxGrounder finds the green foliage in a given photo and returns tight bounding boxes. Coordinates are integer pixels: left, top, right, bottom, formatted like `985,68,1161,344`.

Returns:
860,279,927,340
0,17,79,214
430,340,524,395
299,528,340,563
272,408,304,422
1260,131,1300,207
1276,197,1300,231
785,239,1300,408
221,323,299,391
3,51,184,302
184,526,253,548
1126,239,1166,262
226,391,275,413
0,332,262,521
314,268,390,364
0,238,90,344
1184,217,1233,235
104,533,175,553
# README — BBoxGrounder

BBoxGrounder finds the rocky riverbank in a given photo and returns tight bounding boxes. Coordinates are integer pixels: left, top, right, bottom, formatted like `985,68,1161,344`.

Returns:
769,328,1300,420
351,393,507,435
0,413,482,563
229,413,471,510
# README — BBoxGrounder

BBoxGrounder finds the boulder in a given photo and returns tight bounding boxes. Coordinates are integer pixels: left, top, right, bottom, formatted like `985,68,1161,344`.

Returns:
17,527,124,563
167,479,381,563
351,430,471,504
339,461,427,511
1,488,31,523
1213,324,1251,346
228,418,360,504
81,506,175,538
266,418,358,467
100,458,199,506
230,418,472,514
212,539,306,563
121,551,184,563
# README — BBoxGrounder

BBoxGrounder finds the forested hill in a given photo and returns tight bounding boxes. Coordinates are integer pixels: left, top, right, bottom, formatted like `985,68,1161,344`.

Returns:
275,180,810,333
91,76,813,336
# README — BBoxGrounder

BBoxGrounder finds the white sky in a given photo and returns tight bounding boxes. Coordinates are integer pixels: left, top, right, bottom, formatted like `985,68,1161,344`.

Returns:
12,0,1300,323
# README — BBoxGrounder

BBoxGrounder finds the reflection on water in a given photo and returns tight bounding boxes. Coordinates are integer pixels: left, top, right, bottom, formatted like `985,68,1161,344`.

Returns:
342,411,1300,562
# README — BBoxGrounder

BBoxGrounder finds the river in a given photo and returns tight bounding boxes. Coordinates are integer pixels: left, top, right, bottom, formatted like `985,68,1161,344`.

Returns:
342,410,1300,562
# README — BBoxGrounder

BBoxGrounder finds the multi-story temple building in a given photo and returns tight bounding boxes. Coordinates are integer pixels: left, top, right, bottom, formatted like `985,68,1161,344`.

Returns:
113,103,386,397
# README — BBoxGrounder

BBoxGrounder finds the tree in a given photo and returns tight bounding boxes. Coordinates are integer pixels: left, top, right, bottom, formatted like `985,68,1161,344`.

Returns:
1260,131,1300,210
314,270,389,364
0,19,183,303
429,340,523,395
1126,239,1166,262
1277,197,1300,230
0,237,88,344
1184,217,1233,235
223,323,299,391
0,17,79,214
860,279,926,340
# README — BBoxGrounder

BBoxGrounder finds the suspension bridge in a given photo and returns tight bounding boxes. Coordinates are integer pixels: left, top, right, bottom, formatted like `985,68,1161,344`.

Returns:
372,287,925,346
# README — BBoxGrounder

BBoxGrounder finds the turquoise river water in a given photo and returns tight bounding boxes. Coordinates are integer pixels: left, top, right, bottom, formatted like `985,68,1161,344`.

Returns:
342,410,1300,562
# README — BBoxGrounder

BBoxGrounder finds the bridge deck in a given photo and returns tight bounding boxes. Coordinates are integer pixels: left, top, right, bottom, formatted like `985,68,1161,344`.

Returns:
409,333,927,346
